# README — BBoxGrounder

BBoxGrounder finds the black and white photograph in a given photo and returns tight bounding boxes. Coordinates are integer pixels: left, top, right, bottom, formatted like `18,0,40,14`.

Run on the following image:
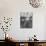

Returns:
20,12,33,28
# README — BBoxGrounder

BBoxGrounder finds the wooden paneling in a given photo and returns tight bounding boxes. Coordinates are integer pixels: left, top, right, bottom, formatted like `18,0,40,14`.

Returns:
38,43,43,46
1,40,46,46
38,43,46,46
43,43,46,46
24,43,28,46
16,43,28,46
16,43,20,46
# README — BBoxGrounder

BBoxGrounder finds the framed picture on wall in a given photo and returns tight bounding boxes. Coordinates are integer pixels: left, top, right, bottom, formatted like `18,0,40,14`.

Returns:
20,12,33,28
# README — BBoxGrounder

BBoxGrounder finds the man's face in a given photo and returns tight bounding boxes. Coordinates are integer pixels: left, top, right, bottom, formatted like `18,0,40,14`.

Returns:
29,0,42,8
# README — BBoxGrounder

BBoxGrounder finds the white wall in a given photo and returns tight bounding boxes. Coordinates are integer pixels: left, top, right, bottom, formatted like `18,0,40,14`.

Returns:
0,0,46,40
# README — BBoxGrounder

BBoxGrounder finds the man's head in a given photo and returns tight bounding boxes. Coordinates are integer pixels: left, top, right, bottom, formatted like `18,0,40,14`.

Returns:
29,0,43,8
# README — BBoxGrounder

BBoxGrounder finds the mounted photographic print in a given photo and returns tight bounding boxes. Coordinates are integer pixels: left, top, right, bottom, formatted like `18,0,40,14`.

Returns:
20,12,33,28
